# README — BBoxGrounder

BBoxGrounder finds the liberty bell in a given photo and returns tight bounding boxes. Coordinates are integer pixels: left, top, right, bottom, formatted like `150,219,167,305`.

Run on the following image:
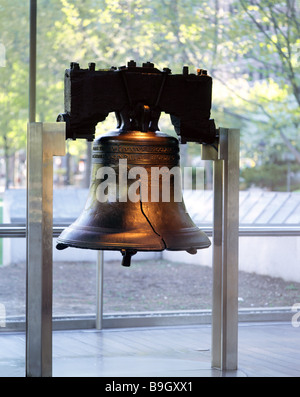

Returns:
56,61,216,266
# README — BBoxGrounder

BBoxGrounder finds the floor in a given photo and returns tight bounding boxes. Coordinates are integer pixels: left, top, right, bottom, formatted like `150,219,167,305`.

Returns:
0,322,299,378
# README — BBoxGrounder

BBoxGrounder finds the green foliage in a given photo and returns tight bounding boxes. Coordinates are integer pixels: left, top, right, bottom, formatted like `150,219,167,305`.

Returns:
0,1,29,153
218,0,300,163
241,161,300,191
0,0,299,190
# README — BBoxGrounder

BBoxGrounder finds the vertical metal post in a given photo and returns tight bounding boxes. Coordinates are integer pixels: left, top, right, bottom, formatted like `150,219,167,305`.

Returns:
211,158,223,368
202,128,240,371
29,0,37,123
223,128,240,369
26,122,65,377
96,251,104,329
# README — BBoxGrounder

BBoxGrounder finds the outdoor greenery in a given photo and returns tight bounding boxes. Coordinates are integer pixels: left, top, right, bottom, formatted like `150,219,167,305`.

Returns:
0,0,299,190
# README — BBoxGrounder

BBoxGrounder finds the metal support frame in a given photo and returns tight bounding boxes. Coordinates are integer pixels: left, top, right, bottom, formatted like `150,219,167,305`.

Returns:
25,124,239,376
26,122,65,377
202,127,240,370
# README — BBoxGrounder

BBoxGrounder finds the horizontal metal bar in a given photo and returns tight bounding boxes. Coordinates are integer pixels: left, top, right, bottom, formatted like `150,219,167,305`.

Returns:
203,226,300,237
237,226,300,236
0,224,299,238
1,307,294,333
0,224,69,238
0,225,27,237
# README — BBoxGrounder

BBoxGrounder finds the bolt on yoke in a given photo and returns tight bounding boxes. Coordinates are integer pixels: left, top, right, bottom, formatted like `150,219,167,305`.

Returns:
57,60,216,144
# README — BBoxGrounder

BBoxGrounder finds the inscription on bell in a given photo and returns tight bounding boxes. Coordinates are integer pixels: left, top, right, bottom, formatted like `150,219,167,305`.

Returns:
93,152,179,164
93,144,178,154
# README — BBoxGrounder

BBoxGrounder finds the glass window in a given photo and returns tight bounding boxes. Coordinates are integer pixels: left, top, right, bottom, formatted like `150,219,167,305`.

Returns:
0,0,299,326
0,239,26,322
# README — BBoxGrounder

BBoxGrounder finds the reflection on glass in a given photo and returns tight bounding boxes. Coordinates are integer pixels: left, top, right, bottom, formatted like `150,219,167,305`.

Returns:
0,238,98,319
102,255,300,314
52,260,97,317
0,238,299,322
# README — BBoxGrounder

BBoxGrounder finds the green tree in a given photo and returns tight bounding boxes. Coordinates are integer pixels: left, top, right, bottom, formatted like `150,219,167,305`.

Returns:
0,1,29,187
215,0,300,165
1,0,299,190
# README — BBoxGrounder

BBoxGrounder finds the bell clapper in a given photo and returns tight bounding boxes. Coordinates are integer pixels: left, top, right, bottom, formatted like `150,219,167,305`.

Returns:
121,249,137,267
186,248,197,255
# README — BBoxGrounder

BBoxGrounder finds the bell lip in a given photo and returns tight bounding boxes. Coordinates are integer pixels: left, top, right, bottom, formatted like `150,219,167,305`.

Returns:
166,242,211,250
55,240,166,252
55,241,211,251
56,224,211,252
56,232,166,251
56,235,211,252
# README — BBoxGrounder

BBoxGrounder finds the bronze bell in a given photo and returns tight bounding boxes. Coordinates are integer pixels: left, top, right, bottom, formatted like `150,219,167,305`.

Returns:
56,109,211,266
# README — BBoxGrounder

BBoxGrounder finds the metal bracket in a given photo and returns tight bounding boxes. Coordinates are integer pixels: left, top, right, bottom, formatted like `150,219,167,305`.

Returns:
202,127,240,370
26,122,65,377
